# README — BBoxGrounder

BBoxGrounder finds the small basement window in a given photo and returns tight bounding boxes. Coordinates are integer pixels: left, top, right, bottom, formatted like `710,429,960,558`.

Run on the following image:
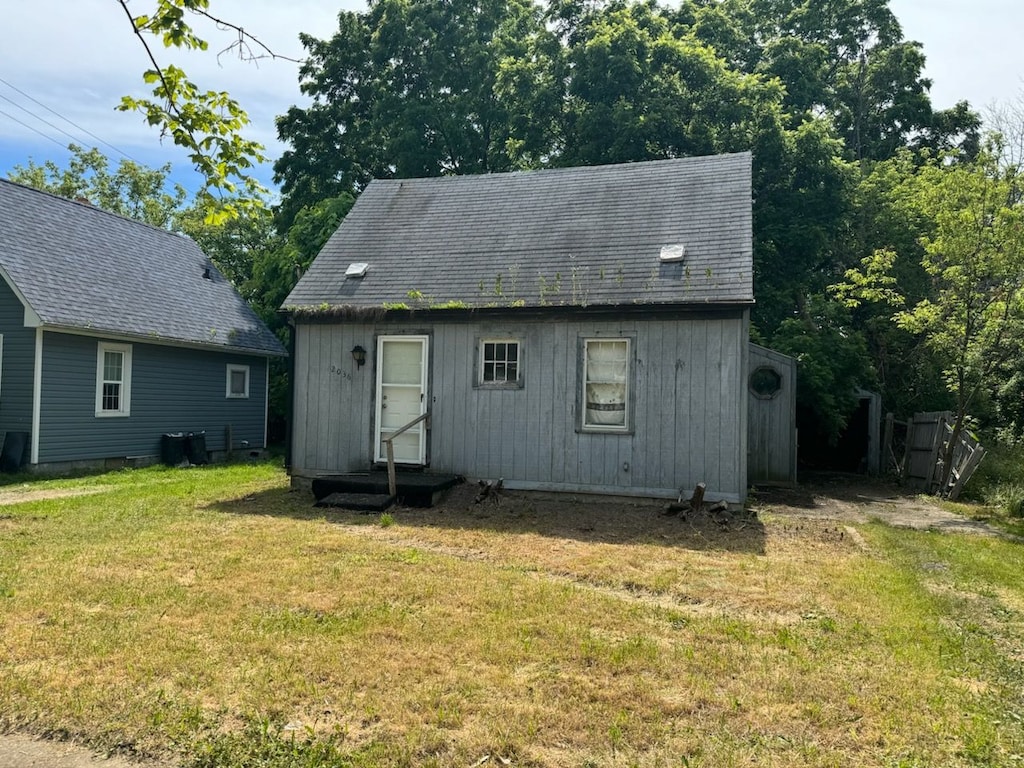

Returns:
479,340,521,387
749,366,782,399
226,364,250,398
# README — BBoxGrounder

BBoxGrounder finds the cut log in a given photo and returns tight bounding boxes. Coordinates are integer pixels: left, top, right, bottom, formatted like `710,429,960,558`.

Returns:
662,501,691,516
474,478,505,504
689,482,706,513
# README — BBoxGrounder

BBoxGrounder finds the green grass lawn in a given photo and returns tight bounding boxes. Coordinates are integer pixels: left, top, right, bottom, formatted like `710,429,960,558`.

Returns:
0,462,1022,767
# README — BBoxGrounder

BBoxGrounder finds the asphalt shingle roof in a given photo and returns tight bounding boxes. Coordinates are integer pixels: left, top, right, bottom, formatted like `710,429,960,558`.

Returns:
0,179,285,356
283,153,753,312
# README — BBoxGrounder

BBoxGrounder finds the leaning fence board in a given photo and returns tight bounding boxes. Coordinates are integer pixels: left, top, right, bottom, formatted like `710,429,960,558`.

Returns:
948,444,986,500
899,410,985,497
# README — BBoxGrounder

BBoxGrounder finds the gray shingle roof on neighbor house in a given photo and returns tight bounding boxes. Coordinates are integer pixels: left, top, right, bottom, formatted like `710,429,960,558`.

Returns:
283,152,753,313
0,179,285,356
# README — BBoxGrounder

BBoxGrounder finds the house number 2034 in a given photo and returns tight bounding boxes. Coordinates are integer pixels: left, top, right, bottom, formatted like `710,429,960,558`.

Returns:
329,364,353,381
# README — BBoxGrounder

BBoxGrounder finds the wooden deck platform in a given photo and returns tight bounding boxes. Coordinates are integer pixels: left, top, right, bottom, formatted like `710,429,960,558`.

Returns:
311,471,462,509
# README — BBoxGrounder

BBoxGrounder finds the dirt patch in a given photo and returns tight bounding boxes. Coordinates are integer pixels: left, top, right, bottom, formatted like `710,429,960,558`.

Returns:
0,734,167,768
390,475,1004,541
0,488,110,507
389,481,770,554
750,473,1004,537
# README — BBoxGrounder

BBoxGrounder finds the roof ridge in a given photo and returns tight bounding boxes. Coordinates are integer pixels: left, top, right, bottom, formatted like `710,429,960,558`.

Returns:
0,176,194,245
371,152,752,188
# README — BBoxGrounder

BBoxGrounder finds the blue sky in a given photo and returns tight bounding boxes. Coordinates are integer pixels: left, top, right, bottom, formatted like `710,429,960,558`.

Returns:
0,0,1020,201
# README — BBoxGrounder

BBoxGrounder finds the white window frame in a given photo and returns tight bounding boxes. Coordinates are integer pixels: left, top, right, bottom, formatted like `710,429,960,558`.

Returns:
581,337,630,433
226,364,250,399
478,338,522,388
95,342,132,417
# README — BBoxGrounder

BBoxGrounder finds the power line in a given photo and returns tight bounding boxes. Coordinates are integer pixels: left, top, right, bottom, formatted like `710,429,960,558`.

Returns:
0,81,203,199
0,107,70,152
0,76,139,163
0,91,89,151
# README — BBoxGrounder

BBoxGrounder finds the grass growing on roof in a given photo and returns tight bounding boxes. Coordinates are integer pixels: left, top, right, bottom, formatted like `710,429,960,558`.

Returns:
0,463,1021,766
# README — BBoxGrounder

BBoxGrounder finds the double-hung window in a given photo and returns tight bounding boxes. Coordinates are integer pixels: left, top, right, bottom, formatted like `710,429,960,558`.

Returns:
582,338,630,431
95,342,132,417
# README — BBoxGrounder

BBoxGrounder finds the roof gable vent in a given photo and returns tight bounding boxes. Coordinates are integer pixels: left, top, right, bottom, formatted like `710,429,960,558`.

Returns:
659,244,685,263
345,262,370,278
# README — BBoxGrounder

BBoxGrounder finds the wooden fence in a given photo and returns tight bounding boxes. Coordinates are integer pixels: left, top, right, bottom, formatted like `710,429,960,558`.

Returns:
886,411,986,499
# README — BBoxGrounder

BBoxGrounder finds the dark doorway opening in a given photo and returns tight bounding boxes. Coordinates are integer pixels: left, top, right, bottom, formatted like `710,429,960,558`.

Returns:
797,397,873,473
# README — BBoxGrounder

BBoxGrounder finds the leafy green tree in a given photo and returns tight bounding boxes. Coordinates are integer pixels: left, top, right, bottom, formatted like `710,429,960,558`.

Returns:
9,144,187,229
840,145,1024,488
250,194,356,322
274,0,550,229
559,2,781,164
733,0,978,160
178,203,280,297
770,296,874,444
115,0,294,221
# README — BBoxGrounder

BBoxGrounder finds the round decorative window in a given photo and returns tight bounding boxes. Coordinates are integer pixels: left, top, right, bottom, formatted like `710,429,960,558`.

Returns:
749,365,782,399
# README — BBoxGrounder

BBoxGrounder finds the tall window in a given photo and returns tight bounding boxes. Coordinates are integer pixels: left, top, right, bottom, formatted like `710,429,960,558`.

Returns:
582,338,629,431
226,364,250,398
96,342,132,417
479,340,521,386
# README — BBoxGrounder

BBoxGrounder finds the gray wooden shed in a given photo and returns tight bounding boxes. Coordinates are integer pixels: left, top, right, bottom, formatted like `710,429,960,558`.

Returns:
747,343,797,485
283,153,754,503
0,179,286,471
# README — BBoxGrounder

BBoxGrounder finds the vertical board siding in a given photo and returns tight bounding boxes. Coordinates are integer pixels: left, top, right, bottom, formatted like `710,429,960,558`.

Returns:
0,282,36,435
38,332,269,462
747,344,797,484
292,314,748,499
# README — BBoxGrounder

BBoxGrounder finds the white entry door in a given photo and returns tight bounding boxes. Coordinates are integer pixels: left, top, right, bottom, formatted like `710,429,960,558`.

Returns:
375,336,428,464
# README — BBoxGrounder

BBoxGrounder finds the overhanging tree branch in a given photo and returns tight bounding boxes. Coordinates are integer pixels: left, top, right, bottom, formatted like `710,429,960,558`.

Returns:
115,0,298,221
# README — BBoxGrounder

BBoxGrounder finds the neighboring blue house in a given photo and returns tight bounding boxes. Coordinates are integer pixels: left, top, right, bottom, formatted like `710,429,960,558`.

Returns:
0,179,287,471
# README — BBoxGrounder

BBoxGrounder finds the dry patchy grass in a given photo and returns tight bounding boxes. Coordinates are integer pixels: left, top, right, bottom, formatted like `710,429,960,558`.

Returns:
0,464,1022,767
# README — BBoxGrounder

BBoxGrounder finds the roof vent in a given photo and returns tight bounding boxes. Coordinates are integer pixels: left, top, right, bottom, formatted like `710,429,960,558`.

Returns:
345,262,370,278
659,244,685,263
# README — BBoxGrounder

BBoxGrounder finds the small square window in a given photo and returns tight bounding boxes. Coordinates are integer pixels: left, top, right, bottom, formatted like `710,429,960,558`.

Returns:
479,340,521,387
226,364,250,398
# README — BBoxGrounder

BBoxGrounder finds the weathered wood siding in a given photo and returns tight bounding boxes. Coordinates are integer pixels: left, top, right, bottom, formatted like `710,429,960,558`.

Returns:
292,313,749,501
37,331,269,463
0,280,36,437
747,343,797,485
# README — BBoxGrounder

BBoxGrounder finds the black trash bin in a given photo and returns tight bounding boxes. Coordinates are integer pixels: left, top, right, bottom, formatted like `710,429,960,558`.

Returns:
186,431,208,465
0,431,29,472
161,433,187,466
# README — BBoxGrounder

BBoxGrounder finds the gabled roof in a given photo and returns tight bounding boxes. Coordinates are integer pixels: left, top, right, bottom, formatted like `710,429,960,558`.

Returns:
283,153,753,314
0,179,285,356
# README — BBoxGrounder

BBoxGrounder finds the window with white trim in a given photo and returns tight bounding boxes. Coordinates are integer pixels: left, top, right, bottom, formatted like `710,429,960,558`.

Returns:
95,342,132,417
582,338,629,431
226,364,250,398
479,339,521,386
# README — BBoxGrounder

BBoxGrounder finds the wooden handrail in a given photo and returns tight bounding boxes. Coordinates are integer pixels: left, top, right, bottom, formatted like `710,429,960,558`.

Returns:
382,411,430,497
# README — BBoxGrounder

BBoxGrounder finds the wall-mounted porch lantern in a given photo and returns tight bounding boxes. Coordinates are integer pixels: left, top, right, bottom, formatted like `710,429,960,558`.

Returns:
351,345,367,368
